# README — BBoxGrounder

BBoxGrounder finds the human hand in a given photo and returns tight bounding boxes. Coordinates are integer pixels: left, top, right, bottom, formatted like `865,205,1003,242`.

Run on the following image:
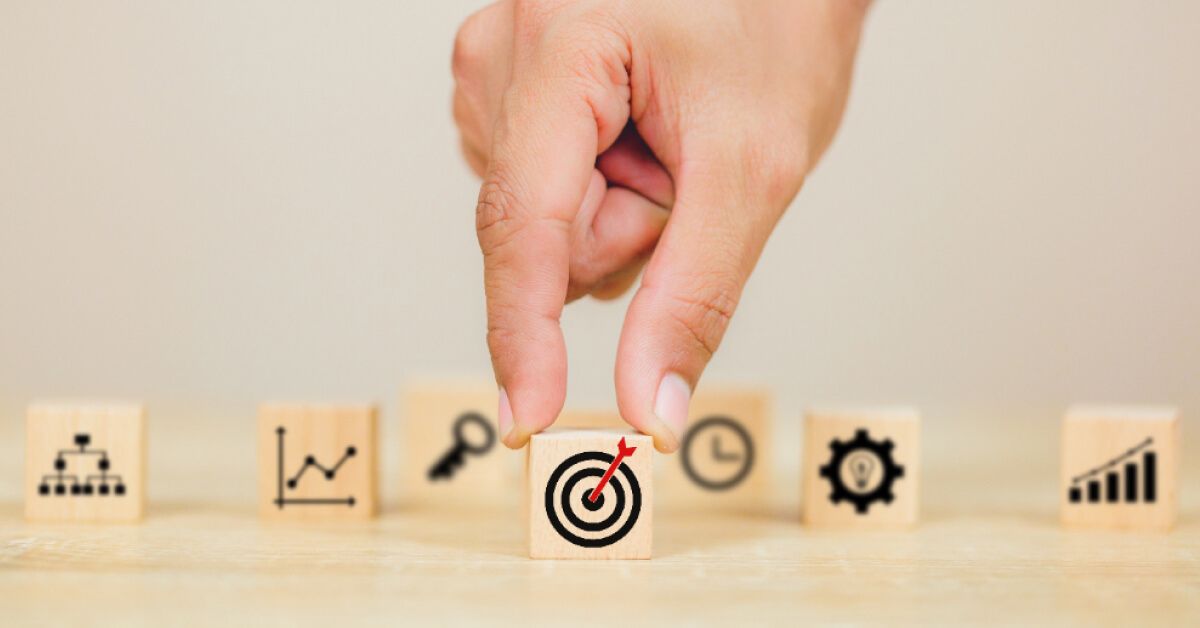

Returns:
451,0,870,452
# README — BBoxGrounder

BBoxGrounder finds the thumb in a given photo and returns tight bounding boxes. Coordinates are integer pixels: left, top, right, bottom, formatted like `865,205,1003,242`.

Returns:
477,20,630,448
614,138,788,453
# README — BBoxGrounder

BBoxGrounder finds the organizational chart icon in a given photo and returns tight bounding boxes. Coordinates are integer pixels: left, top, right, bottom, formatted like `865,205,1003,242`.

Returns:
37,433,128,497
25,402,147,522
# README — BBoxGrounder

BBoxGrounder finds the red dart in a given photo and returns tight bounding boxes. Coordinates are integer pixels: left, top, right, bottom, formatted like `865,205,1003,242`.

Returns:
588,437,637,503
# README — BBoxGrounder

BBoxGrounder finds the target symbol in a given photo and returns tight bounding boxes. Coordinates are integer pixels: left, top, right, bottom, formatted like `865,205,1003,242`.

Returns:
544,439,642,548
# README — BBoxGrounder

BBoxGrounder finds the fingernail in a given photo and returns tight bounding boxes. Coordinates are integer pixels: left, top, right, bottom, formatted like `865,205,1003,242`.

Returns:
653,372,691,451
498,387,513,439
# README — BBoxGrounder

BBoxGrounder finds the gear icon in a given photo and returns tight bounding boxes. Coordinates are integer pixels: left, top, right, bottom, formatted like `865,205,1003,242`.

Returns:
818,429,904,514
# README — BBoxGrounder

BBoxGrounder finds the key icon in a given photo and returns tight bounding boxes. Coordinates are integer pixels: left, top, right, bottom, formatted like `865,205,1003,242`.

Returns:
428,412,497,480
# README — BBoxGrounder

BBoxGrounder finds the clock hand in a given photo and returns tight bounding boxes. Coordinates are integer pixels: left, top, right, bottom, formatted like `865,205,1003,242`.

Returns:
712,435,740,462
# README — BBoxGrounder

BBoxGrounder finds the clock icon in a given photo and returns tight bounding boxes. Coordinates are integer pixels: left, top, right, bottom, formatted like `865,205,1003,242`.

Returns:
680,416,755,491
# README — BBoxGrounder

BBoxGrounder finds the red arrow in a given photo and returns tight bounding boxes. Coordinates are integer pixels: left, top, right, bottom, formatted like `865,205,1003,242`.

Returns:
588,437,637,503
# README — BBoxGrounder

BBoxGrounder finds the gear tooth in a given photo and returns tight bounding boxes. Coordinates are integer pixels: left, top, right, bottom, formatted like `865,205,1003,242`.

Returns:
820,428,906,515
822,429,912,516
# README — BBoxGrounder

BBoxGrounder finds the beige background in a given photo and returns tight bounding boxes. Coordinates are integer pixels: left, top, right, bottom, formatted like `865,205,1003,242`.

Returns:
1,1,1197,508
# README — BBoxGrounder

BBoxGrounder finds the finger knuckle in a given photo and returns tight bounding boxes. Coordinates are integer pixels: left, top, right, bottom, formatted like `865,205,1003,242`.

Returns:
568,252,605,290
512,0,562,29
451,89,472,127
765,138,809,186
485,320,520,358
475,165,524,246
547,22,625,82
451,12,487,81
565,279,591,303
664,277,740,360
475,166,571,257
732,115,810,205
756,141,809,204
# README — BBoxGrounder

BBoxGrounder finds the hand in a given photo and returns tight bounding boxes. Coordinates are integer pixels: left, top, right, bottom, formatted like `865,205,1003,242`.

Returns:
452,0,870,451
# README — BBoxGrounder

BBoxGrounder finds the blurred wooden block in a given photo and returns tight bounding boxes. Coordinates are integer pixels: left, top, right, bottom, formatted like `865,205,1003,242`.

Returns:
660,387,770,513
25,402,147,523
258,403,378,520
528,429,652,559
555,409,624,430
401,381,512,509
1061,406,1180,531
802,407,920,528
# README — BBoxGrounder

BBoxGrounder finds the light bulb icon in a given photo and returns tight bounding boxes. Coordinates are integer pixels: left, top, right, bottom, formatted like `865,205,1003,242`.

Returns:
819,429,905,514
847,452,876,490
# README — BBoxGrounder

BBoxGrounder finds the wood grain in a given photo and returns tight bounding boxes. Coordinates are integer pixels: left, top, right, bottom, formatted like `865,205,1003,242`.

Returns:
0,413,1197,624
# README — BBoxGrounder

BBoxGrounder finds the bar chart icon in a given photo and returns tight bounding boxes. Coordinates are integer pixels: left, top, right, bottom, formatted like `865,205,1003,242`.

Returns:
1067,437,1156,505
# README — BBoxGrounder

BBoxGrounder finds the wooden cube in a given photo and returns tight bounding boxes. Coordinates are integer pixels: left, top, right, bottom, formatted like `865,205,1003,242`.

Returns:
555,409,624,430
258,403,378,520
1061,406,1180,531
25,402,146,523
802,407,920,528
528,429,653,559
660,387,770,513
401,381,514,509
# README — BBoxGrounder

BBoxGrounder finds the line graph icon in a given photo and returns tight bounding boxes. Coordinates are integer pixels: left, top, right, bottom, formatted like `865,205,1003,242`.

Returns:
1067,437,1156,504
273,426,357,509
37,433,127,497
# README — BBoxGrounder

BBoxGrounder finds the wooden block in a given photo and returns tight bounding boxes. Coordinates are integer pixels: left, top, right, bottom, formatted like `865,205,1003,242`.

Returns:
555,409,624,430
527,429,653,559
401,382,514,509
802,407,920,528
1061,406,1180,531
660,387,771,513
25,402,146,523
258,403,378,520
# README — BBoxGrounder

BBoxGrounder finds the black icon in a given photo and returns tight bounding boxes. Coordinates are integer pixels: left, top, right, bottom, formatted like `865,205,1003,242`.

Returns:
679,415,754,491
819,429,904,514
273,426,357,509
37,433,126,497
544,445,642,548
428,412,496,480
1068,437,1156,504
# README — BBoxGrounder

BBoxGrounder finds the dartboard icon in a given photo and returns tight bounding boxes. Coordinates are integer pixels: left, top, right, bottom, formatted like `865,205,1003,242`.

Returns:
544,446,642,548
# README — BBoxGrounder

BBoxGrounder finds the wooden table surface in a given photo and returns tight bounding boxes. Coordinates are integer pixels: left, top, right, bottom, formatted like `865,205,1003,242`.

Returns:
1,414,1197,625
